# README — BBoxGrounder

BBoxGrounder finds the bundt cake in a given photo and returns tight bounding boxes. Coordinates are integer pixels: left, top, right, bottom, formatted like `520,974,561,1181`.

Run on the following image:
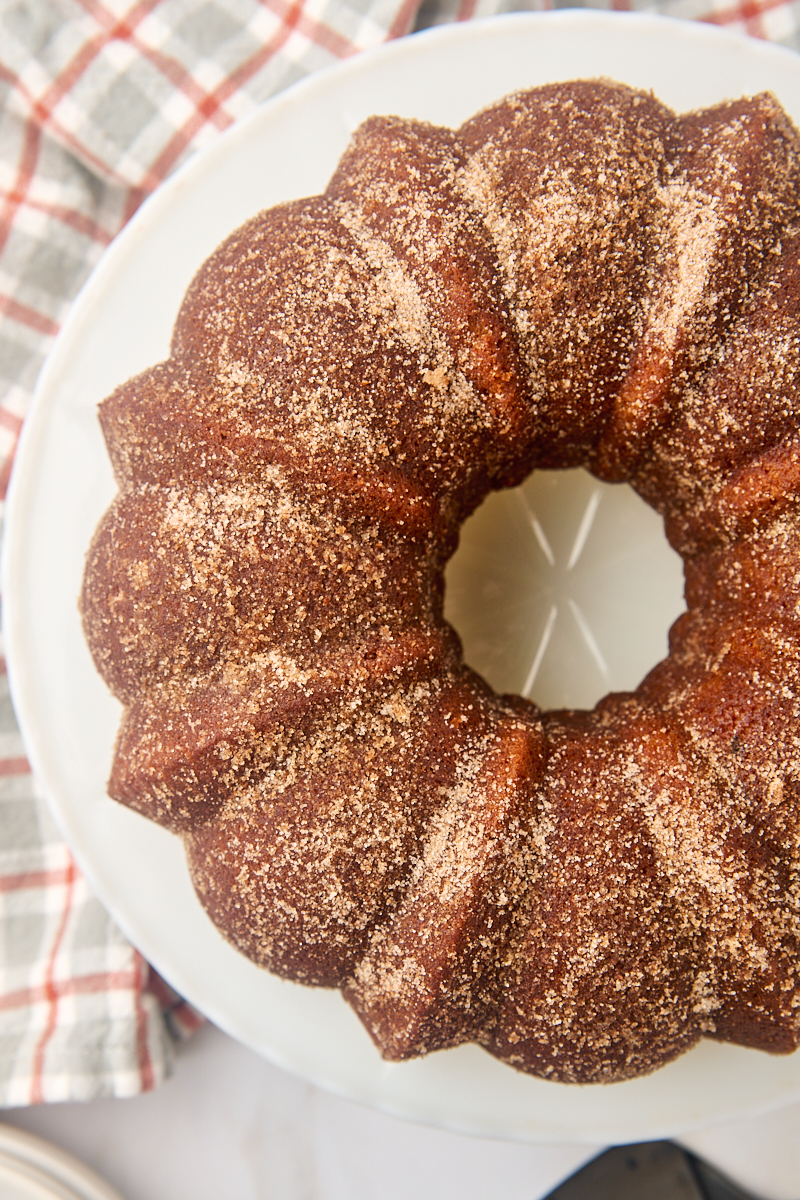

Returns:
80,79,800,1084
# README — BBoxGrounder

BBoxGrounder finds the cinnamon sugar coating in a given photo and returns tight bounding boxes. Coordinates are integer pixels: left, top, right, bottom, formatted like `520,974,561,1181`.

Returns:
81,80,800,1084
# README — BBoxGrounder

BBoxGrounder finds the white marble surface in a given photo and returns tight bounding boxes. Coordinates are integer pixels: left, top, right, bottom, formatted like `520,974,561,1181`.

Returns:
2,1024,800,1200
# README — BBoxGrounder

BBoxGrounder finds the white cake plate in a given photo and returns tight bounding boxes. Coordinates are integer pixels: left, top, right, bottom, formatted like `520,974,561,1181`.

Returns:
5,9,800,1145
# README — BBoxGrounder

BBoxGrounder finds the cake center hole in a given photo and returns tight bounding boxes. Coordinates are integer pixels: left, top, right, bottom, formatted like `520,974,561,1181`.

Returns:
444,468,686,711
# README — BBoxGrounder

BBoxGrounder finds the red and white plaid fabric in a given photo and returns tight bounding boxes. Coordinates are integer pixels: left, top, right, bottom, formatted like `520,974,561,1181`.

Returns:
1,0,800,1107
423,0,800,37
0,0,424,1108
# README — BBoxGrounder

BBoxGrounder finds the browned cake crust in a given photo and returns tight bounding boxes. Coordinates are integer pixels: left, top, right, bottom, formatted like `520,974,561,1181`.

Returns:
80,80,800,1084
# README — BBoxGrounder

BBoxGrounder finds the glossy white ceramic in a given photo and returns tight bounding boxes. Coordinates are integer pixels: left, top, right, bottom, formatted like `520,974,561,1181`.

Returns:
0,1124,124,1200
5,9,800,1144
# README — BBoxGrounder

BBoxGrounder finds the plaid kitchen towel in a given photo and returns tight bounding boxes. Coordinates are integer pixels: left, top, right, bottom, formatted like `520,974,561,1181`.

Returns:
1,0,800,1106
417,0,800,38
0,0,423,1107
